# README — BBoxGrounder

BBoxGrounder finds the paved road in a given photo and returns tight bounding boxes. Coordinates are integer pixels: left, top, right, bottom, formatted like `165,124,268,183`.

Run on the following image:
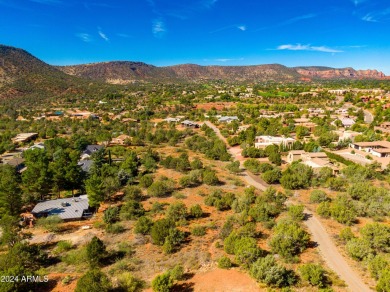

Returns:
205,121,372,292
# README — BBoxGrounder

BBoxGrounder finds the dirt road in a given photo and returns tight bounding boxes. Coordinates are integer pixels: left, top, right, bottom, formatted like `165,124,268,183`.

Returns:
205,121,372,291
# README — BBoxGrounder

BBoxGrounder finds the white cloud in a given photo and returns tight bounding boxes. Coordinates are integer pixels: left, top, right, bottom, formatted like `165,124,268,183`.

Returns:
214,58,244,62
76,33,92,43
152,19,166,38
362,14,378,22
237,25,246,31
203,0,218,9
276,44,343,53
98,28,109,41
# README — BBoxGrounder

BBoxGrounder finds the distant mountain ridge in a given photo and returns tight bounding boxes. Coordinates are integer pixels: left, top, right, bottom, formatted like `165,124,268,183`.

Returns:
0,44,387,100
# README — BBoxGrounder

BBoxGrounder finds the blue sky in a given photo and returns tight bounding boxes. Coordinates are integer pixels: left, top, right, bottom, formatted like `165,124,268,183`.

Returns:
1,0,390,74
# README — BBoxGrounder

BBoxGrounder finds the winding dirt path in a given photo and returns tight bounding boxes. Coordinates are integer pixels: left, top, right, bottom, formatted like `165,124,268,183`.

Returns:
205,121,372,291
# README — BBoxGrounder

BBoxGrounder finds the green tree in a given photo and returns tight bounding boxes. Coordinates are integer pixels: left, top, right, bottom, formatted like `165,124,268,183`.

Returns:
250,255,296,287
189,204,203,218
151,273,174,292
165,201,188,224
85,174,105,209
86,236,106,267
134,216,153,235
103,206,119,225
376,269,390,292
299,263,327,287
226,161,241,174
287,204,305,221
269,220,310,259
0,165,22,218
202,169,219,185
22,149,51,202
75,269,111,292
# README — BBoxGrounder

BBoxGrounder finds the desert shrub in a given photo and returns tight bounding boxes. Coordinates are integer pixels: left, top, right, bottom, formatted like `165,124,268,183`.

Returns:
287,204,305,221
124,185,143,201
250,255,296,287
330,195,356,225
280,163,313,190
218,256,232,269
269,220,310,260
191,225,207,236
360,223,390,253
244,159,262,174
237,222,257,238
151,273,173,292
75,269,111,292
106,223,125,234
134,216,153,235
262,169,282,184
242,147,265,158
150,202,165,214
317,201,331,218
226,161,241,174
61,247,88,265
54,240,73,254
204,190,235,211
339,227,355,242
190,158,203,170
117,242,135,257
189,204,203,218
151,219,174,246
86,236,106,267
165,201,188,224
36,215,63,232
376,269,390,292
139,174,154,188
202,169,219,185
310,190,330,203
169,265,185,281
368,255,389,280
219,219,234,240
248,189,284,223
299,263,328,287
120,200,145,220
117,272,144,292
103,206,119,225
234,236,263,267
268,151,282,166
163,228,185,254
346,238,373,261
148,180,174,197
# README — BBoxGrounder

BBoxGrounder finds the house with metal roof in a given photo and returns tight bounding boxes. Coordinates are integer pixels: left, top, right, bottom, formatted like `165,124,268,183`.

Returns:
31,195,92,221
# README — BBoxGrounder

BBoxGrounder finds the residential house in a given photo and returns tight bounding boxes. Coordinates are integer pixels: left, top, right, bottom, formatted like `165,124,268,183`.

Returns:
181,120,201,128
287,150,339,174
81,145,104,160
218,116,239,123
336,130,361,142
237,125,250,132
340,118,356,128
287,150,305,163
4,157,26,173
31,195,92,221
12,133,38,144
255,136,295,149
350,141,390,158
110,134,131,146
78,160,94,173
164,117,181,123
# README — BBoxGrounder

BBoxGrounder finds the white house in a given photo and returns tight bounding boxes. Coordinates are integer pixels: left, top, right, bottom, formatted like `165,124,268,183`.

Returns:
255,136,295,149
